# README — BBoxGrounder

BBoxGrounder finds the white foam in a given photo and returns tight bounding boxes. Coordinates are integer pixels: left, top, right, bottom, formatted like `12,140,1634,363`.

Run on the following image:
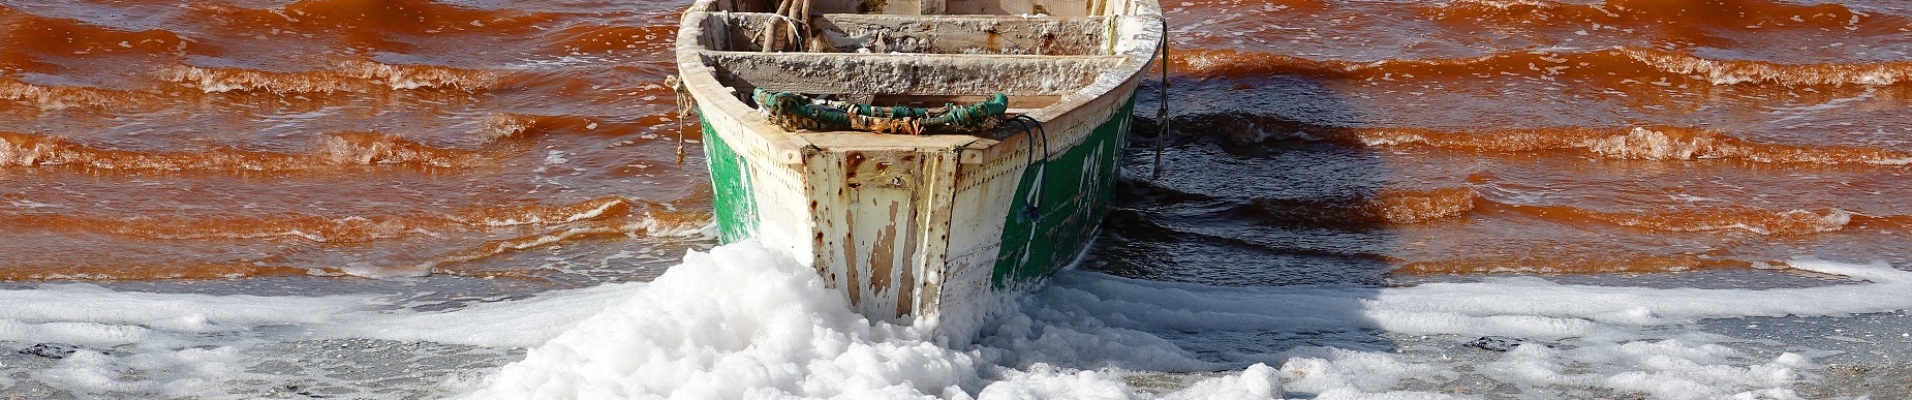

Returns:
4,242,1909,399
0,284,360,342
459,241,992,399
312,282,640,348
0,279,633,398
457,243,1912,398
1159,363,1280,400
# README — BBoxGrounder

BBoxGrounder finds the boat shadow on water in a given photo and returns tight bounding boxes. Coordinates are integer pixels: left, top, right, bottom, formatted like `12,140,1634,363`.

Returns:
1058,74,1400,366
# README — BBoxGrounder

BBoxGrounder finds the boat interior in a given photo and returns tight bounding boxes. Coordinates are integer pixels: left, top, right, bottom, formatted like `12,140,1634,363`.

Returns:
682,0,1150,139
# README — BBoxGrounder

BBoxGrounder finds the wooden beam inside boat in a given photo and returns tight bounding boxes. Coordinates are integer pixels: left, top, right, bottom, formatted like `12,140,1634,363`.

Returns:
707,0,1108,16
713,13,1109,55
702,51,1120,96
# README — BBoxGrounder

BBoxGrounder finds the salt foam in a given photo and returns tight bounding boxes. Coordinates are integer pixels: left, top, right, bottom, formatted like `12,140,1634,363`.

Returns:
1,242,1908,399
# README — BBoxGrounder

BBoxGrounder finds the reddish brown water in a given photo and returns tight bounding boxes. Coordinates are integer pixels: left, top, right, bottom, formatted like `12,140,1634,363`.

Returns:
3,0,1911,291
1097,0,1912,284
1,0,706,287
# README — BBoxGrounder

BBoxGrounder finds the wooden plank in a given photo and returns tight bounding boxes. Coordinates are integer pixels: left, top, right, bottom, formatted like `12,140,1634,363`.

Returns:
702,51,1121,96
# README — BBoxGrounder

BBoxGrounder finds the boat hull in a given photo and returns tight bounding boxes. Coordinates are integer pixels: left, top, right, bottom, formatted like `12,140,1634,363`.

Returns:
675,0,1163,332
699,89,1139,329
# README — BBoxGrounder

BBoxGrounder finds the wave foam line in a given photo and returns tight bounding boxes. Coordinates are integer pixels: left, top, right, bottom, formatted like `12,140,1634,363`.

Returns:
0,263,324,281
1238,185,1882,235
1437,0,1896,31
0,132,486,172
1172,47,1912,88
411,210,713,279
1242,187,1479,225
1395,253,1772,275
1194,121,1912,165
159,61,500,94
0,79,145,110
0,196,650,244
1493,203,1859,236
240,0,560,34
1358,125,1912,164
1620,47,1912,86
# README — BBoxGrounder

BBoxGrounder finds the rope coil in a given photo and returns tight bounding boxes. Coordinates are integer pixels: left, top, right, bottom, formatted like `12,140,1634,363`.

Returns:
752,89,1010,135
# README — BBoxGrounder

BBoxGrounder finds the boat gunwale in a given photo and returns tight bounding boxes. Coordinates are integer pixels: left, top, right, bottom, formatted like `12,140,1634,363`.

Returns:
674,0,1163,165
697,49,1129,63
718,11,1114,25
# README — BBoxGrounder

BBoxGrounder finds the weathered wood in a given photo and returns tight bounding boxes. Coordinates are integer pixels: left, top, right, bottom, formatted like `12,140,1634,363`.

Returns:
703,51,1119,96
718,13,1108,55
675,0,1164,335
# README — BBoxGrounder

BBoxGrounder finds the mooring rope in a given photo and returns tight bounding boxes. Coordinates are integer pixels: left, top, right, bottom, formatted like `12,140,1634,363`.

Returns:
1152,18,1170,180
1008,115,1050,223
665,75,695,163
753,89,1009,134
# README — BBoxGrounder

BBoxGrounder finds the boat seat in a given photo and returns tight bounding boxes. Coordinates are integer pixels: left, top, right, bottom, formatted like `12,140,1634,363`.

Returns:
700,50,1123,97
700,12,1111,55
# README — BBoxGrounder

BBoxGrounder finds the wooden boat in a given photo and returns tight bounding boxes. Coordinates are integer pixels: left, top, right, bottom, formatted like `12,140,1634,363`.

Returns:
673,0,1164,330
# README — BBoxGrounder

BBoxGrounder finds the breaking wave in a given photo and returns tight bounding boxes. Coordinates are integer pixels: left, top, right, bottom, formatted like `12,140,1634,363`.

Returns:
1184,118,1912,165
0,132,489,172
1228,185,1880,237
1433,0,1897,32
159,61,501,93
0,196,647,243
1241,187,1480,226
0,263,320,281
0,79,143,110
1492,203,1862,236
1396,253,1773,275
1173,47,1912,88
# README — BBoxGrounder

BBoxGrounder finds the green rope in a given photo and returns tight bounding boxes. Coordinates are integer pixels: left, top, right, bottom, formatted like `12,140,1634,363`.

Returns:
752,89,1009,135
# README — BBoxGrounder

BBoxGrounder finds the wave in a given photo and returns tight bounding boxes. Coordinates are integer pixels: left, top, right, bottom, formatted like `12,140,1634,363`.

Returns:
549,25,678,54
1394,253,1772,275
1435,0,1898,32
0,79,146,110
1223,183,1879,236
172,0,562,43
1171,47,1912,87
0,263,320,281
0,196,651,243
1490,203,1861,236
275,0,561,33
1619,48,1912,86
1362,125,1912,164
0,201,711,281
7,63,512,112
159,61,501,93
1240,187,1479,226
0,132,488,172
1118,175,1912,242
1180,117,1912,165
419,210,714,278
0,6,188,61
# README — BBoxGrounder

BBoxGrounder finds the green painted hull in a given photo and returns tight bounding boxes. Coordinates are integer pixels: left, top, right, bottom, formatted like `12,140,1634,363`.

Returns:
991,95,1134,287
699,94,1136,290
701,118,759,244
